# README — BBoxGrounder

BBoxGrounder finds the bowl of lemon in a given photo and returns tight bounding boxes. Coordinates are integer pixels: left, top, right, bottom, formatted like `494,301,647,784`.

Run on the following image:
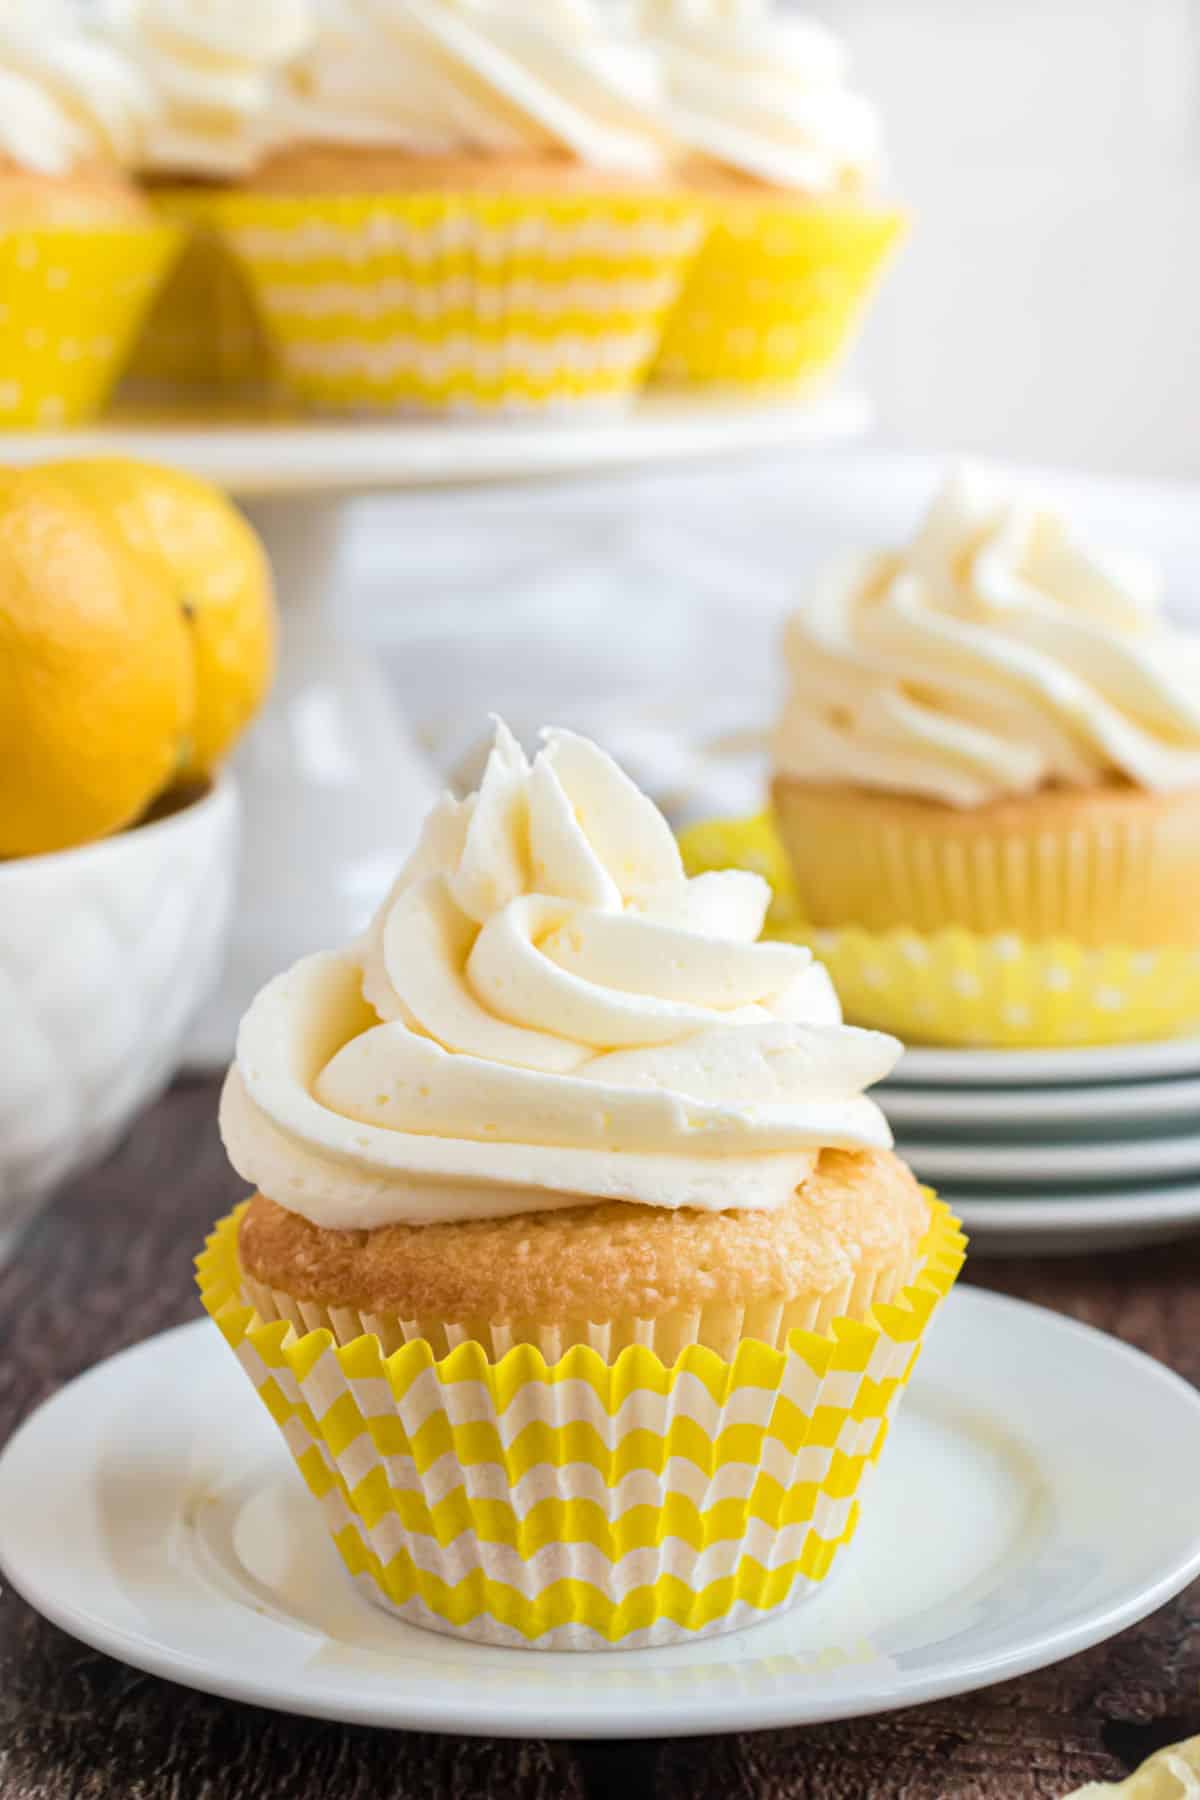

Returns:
0,458,274,1252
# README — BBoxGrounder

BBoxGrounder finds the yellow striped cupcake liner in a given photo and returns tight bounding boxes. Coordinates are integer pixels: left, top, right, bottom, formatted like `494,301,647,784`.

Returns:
199,192,705,415
652,200,905,389
197,1197,963,1649
0,225,180,427
680,812,1200,1047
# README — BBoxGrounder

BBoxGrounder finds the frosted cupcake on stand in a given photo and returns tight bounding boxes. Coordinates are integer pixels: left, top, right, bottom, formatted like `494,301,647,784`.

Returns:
0,0,179,423
199,721,963,1647
197,0,705,414
640,0,905,389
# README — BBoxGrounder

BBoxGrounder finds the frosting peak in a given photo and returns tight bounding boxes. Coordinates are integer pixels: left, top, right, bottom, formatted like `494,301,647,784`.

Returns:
640,0,882,192
773,468,1200,810
222,721,899,1227
278,0,669,172
0,3,155,176
106,0,315,176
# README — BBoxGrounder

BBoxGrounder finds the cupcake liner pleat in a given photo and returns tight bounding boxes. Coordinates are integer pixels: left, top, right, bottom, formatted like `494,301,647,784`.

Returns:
197,1197,963,1649
0,225,180,426
771,780,1200,948
680,811,1200,1046
198,193,705,415
652,201,905,389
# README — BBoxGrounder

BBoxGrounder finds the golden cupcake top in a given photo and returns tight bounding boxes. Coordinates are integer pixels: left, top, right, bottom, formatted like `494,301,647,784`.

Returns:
220,721,901,1229
774,467,1200,809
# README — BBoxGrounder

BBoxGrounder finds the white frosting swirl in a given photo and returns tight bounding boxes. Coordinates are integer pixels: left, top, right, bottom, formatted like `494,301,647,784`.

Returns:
774,469,1200,810
275,0,670,172
221,722,899,1228
0,2,155,176
105,0,315,177
639,0,881,192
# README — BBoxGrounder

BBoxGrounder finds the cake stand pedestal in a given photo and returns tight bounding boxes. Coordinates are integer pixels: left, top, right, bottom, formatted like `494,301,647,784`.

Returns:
3,386,869,1064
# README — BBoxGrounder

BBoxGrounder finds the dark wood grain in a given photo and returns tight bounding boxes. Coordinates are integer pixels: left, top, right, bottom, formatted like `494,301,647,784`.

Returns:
2,1078,1198,1800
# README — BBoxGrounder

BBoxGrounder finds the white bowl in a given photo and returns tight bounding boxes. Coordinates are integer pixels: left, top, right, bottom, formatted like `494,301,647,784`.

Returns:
0,775,238,1253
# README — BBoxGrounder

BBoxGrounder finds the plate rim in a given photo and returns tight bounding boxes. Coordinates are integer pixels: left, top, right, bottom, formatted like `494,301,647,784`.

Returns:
949,1178,1200,1230
893,1036,1200,1089
898,1131,1200,1183
881,1073,1200,1129
2,1300,1200,1738
0,389,868,500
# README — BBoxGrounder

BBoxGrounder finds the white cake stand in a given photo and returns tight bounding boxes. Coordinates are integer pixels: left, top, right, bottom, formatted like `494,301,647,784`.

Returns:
4,387,868,1063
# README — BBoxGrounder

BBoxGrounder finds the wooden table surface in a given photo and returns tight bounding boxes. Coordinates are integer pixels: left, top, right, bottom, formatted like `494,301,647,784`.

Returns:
2,1078,1198,1800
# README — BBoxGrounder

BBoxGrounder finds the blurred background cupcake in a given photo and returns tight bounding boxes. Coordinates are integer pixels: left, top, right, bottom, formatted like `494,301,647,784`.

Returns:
763,467,1200,1045
106,0,315,404
642,0,905,391
0,0,179,425
195,0,704,415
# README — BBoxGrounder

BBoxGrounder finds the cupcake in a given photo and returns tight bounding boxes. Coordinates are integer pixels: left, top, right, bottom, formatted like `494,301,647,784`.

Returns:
106,0,315,400
199,720,963,1648
768,468,1200,1044
641,0,905,390
190,0,704,415
0,2,179,424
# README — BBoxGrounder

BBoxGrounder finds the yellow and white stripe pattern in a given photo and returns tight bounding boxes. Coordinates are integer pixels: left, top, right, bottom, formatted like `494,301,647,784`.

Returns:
197,1199,963,1649
680,812,1200,1047
653,200,905,390
198,194,704,415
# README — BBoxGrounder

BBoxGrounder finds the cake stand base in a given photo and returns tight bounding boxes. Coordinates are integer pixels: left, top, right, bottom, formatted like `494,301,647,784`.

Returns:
183,495,439,1068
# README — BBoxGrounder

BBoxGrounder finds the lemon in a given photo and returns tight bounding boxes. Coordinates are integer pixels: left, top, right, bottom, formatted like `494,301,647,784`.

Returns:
47,458,276,781
0,469,195,857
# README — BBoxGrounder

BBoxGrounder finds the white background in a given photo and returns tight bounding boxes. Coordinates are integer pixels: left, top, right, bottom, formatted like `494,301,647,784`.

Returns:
822,0,1200,479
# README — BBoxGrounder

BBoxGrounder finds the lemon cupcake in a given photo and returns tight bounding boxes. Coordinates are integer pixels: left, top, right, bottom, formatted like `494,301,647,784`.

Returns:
193,0,704,415
0,3,179,424
641,0,904,390
106,0,315,400
200,720,963,1648
768,467,1200,1044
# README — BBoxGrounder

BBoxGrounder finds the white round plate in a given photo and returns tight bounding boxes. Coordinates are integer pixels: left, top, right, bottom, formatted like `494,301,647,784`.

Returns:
0,388,867,498
3,1301,1200,1738
898,1132,1200,1186
881,1075,1200,1134
891,1036,1200,1089
951,1180,1200,1258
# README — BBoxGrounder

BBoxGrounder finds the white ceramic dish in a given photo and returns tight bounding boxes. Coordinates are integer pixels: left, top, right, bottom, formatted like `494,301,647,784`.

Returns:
880,1076,1200,1133
899,1133,1200,1186
3,1296,1199,1738
0,777,237,1255
952,1181,1200,1257
891,1037,1200,1090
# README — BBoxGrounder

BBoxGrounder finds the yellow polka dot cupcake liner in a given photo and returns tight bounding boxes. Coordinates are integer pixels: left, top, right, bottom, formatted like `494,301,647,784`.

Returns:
123,197,274,401
198,192,705,415
679,813,1200,1048
197,1198,963,1650
652,200,905,389
0,225,181,427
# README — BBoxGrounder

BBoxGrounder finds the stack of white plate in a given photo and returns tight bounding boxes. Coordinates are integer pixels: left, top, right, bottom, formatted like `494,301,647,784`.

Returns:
878,1037,1200,1256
